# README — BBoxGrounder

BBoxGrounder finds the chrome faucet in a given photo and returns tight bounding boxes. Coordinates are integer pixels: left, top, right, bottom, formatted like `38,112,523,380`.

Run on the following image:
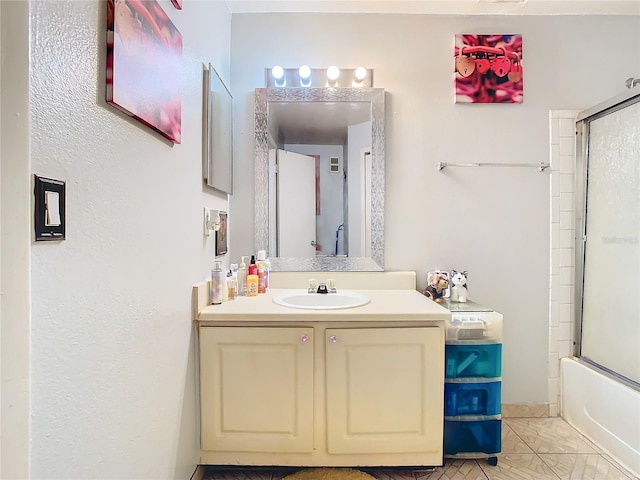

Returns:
308,278,337,294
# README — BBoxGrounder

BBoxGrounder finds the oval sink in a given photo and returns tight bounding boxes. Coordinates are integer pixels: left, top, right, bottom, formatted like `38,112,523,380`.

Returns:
272,290,370,310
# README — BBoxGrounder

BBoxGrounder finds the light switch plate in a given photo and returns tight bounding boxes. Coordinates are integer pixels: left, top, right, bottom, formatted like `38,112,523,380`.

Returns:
34,175,66,241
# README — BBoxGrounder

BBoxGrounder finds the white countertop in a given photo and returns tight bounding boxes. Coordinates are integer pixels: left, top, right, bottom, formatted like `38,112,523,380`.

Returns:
196,288,450,323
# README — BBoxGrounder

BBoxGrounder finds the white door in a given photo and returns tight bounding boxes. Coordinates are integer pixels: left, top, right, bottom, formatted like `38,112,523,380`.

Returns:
277,149,317,257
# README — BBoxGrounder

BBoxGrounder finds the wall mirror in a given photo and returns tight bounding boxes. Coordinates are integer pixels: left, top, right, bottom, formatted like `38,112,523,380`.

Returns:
203,64,233,194
254,87,385,271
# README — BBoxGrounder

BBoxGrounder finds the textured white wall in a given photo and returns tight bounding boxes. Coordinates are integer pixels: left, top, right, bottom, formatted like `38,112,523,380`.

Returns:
28,1,231,478
230,13,640,405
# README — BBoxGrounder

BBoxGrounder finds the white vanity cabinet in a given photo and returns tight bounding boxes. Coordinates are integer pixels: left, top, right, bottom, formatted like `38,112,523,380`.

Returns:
194,278,449,466
198,320,445,466
199,326,315,453
325,327,444,455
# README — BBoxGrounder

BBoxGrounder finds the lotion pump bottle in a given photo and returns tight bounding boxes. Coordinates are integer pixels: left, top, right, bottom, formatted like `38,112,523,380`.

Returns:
238,256,248,296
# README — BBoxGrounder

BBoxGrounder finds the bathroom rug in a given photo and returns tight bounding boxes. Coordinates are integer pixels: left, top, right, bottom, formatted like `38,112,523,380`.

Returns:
281,468,376,480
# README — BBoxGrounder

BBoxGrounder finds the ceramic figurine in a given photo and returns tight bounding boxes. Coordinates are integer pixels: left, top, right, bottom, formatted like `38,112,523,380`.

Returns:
423,271,450,303
450,270,468,303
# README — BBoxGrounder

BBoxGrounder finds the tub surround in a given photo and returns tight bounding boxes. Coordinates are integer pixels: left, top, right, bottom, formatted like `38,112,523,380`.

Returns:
193,272,449,467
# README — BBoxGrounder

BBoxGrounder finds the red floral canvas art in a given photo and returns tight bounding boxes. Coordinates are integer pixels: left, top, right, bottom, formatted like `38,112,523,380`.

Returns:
455,34,523,104
106,0,183,143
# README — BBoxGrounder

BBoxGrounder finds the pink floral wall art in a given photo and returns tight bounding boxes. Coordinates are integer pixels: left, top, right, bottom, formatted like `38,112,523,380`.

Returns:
106,0,183,143
455,34,523,104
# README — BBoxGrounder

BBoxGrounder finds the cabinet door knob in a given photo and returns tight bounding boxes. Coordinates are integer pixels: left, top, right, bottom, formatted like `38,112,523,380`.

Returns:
329,335,339,343
300,334,310,343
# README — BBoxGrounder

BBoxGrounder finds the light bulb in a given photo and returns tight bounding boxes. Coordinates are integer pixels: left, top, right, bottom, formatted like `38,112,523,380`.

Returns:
271,65,284,80
298,65,311,79
327,66,340,81
354,66,367,81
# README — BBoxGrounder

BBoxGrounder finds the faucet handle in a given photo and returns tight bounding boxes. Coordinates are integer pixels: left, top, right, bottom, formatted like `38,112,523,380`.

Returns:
317,282,328,294
308,278,318,293
327,278,336,292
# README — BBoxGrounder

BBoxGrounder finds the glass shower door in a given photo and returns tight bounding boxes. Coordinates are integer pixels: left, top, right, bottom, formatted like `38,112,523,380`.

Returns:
577,94,640,386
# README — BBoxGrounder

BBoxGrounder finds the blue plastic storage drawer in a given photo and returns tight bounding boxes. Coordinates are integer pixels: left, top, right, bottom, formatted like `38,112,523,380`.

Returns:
445,343,502,379
444,419,502,455
445,381,501,417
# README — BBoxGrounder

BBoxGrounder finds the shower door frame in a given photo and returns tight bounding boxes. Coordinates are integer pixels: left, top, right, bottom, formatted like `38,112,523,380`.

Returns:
574,88,640,390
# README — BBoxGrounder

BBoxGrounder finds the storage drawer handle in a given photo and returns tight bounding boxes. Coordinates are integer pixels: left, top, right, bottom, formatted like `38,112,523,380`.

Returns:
329,335,339,343
300,334,310,343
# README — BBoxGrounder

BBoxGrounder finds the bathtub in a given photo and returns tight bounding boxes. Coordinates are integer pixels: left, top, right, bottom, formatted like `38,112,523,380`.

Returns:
561,357,640,477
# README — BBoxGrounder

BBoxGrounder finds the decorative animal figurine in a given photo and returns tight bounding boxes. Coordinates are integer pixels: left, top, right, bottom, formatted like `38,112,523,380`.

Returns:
423,272,449,303
450,270,468,303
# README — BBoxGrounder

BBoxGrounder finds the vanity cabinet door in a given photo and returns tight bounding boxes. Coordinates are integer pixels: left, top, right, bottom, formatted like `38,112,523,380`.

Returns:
199,326,314,453
325,327,444,455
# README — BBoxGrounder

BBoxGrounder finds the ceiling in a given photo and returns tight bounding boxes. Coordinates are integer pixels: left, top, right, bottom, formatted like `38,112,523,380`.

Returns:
226,0,640,16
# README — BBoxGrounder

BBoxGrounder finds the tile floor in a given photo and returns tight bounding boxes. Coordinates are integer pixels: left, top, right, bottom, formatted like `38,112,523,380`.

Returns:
203,417,639,480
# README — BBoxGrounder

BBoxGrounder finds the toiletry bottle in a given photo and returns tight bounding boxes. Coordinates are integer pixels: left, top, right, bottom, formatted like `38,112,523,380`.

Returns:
237,257,248,296
230,263,238,297
222,268,229,302
256,249,270,291
210,261,224,305
227,271,236,300
257,265,266,294
248,255,257,276
247,274,259,296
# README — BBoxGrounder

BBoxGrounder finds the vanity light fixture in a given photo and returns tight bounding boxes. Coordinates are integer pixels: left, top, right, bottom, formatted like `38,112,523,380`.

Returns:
327,66,340,80
298,65,312,87
326,66,340,87
354,66,367,81
353,66,368,87
271,65,286,87
264,67,373,88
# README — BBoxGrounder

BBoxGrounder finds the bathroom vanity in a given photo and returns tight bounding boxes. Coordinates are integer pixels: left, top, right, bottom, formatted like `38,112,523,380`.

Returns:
193,272,450,467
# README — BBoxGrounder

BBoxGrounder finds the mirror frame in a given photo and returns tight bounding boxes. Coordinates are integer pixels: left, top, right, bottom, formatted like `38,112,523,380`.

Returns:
254,87,385,271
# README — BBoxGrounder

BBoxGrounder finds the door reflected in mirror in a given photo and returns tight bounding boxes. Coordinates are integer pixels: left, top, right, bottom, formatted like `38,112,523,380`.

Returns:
254,88,385,271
